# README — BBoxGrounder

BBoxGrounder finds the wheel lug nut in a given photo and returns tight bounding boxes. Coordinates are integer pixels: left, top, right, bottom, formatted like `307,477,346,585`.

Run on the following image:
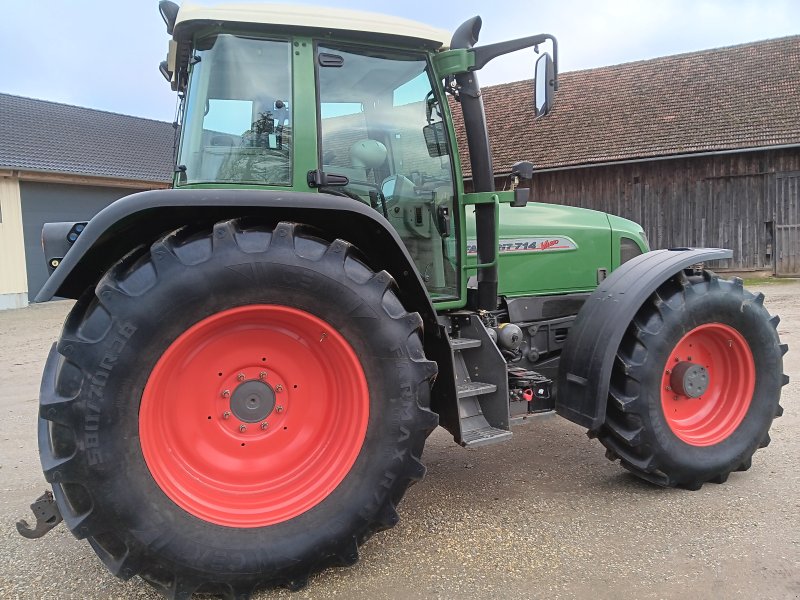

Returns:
259,371,267,380
276,405,284,413
239,424,247,432
275,384,284,393
222,411,231,419
260,422,268,430
221,389,230,398
237,373,246,381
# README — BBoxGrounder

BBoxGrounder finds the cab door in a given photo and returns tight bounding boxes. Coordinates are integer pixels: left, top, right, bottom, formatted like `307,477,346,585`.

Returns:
315,43,459,301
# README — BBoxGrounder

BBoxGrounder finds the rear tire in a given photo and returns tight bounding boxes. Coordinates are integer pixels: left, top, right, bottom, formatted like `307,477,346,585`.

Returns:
38,219,438,598
599,270,787,489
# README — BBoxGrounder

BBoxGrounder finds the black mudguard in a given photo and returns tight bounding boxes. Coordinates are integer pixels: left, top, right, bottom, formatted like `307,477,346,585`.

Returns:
37,188,432,312
555,248,733,432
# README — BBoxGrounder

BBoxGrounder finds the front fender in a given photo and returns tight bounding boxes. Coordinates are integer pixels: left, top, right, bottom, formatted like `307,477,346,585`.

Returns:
555,247,733,432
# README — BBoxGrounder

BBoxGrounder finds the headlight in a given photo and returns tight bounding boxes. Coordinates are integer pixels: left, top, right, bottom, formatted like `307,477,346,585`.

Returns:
620,236,643,264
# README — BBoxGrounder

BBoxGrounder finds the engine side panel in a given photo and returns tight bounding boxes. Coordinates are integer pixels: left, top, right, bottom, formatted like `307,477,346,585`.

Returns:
466,202,614,296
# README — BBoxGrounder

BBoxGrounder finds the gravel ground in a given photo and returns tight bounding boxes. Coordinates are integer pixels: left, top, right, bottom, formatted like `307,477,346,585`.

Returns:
0,283,798,600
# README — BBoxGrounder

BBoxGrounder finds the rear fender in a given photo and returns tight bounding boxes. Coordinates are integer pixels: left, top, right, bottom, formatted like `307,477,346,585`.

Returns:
38,189,428,307
555,248,733,432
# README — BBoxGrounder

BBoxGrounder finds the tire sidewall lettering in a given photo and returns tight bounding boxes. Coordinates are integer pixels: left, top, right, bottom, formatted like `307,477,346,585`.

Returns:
83,320,137,466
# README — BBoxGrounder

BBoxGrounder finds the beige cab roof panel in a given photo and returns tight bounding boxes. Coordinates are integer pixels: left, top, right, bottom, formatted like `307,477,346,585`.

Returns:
174,2,451,48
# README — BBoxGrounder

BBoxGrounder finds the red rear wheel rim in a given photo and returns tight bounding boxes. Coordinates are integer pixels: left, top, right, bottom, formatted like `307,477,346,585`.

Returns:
139,305,369,527
661,323,755,446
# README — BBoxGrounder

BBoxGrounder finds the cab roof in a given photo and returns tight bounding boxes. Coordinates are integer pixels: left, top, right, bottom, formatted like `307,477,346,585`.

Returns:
173,2,451,50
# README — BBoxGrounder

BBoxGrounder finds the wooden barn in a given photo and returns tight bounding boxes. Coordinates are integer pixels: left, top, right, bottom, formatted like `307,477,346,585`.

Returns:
460,35,800,275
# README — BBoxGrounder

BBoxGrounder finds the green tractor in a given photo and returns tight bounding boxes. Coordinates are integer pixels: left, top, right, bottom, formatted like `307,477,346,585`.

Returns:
21,2,786,598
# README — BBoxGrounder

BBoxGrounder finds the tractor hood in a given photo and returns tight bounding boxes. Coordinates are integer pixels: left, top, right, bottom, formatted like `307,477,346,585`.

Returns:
467,202,644,297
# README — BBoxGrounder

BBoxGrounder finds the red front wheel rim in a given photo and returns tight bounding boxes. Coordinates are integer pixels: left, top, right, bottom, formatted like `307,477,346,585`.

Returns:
661,323,755,446
139,305,370,528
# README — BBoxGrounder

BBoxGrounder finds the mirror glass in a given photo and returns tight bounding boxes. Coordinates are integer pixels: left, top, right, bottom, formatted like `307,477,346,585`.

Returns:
423,121,448,157
381,176,397,199
535,53,554,117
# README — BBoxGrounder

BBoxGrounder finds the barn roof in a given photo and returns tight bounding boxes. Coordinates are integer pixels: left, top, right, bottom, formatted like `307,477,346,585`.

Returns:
0,93,175,183
454,35,800,174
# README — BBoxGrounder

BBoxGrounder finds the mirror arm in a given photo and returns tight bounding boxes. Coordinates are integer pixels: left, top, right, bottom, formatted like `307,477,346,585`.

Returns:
159,1,179,34
471,34,558,91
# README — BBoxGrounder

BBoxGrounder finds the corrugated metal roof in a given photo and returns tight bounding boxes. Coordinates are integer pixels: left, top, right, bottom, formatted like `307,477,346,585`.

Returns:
0,93,175,183
453,35,800,174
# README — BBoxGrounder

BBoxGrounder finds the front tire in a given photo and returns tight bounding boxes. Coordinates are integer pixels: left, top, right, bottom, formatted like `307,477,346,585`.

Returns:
38,219,438,598
599,270,787,489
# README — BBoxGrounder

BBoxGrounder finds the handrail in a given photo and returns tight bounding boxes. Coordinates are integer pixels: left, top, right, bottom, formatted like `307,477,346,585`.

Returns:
463,193,500,271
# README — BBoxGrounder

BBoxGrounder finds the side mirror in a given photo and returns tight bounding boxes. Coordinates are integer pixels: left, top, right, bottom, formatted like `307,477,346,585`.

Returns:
158,1,179,34
159,60,172,82
535,53,555,117
423,121,448,157
381,175,416,201
381,176,397,200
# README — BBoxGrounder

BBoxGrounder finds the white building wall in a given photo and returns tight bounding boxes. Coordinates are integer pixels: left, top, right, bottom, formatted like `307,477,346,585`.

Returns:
0,176,28,309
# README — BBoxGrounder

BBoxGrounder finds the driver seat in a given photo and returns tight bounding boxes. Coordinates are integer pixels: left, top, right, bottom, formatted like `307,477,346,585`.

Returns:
350,139,387,171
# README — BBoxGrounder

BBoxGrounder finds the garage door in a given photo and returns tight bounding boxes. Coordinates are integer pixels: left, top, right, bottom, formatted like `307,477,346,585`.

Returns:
20,182,143,301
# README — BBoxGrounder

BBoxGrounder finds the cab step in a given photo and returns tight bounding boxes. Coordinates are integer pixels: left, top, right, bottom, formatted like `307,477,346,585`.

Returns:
457,381,497,398
449,337,482,350
447,314,511,448
461,425,513,447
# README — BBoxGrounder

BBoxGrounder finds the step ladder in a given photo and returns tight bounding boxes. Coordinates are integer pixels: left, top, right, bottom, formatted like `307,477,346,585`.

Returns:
449,314,511,447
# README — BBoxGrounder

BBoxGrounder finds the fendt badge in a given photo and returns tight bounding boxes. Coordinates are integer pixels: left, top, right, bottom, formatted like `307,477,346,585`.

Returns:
466,236,578,255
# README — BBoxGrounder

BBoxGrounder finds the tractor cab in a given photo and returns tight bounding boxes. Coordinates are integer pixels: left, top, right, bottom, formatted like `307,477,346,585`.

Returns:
168,5,461,298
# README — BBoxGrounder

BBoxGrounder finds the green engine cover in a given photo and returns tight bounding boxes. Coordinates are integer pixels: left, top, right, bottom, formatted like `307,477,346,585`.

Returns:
466,202,648,297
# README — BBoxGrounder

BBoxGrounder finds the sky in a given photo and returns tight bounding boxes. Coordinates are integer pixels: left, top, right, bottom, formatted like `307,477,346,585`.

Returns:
0,1,798,123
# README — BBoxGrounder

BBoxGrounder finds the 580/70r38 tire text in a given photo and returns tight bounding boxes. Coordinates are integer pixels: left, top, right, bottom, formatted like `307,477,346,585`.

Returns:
37,219,438,599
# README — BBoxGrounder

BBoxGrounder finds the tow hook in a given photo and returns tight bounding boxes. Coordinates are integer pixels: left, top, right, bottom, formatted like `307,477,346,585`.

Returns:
16,490,63,539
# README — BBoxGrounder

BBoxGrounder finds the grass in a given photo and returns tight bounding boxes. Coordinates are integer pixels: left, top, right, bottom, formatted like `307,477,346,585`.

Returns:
741,276,800,286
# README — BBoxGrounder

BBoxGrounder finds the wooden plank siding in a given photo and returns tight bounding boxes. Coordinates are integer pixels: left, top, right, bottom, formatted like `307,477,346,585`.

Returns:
491,148,800,272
